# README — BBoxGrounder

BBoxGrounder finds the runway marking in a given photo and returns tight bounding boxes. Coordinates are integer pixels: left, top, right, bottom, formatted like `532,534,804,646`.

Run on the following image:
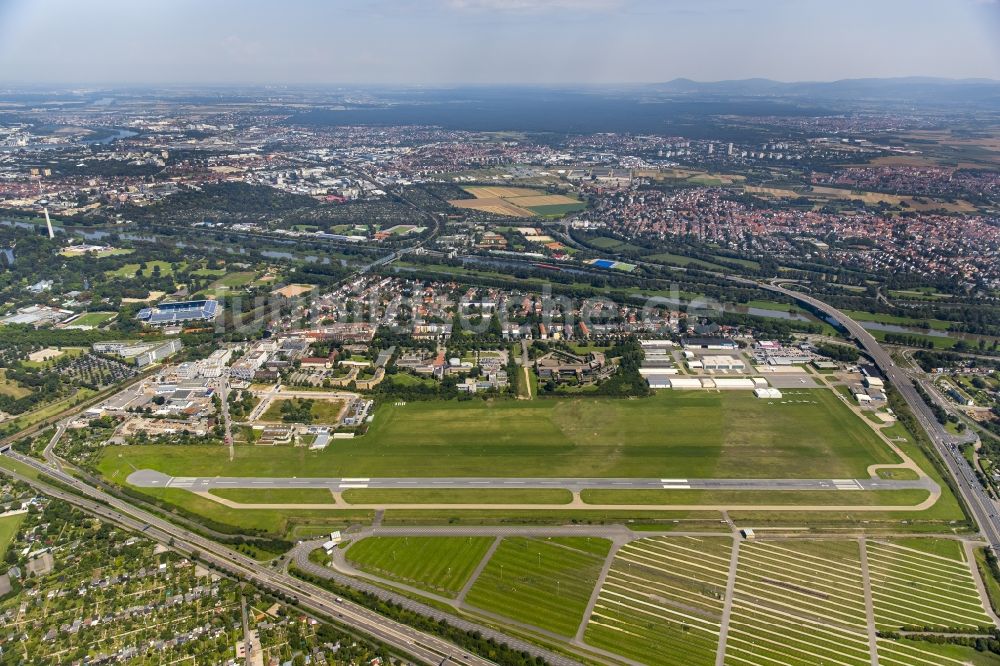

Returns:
340,483,369,489
342,478,370,482
661,479,688,483
833,479,863,490
662,484,691,489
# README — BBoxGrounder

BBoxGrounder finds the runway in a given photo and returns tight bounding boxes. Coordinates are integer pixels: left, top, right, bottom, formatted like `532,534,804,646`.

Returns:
127,469,936,492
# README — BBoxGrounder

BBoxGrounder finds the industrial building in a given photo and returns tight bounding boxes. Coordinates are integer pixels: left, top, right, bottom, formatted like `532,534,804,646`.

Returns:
702,355,747,372
682,336,738,350
656,376,769,390
93,339,182,367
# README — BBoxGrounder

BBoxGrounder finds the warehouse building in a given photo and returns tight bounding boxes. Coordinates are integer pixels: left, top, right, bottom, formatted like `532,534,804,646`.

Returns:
702,355,747,372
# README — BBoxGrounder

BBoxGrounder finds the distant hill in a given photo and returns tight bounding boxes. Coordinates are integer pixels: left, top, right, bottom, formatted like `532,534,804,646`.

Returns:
650,77,1000,104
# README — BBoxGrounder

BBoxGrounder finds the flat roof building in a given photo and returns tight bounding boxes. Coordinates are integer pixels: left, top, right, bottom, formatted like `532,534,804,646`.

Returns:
137,300,219,326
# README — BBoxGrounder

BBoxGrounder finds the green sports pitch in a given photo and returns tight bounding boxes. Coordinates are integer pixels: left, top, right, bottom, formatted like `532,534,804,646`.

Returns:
99,389,900,480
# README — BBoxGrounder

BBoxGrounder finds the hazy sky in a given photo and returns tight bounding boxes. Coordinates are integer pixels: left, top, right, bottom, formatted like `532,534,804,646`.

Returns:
0,0,997,84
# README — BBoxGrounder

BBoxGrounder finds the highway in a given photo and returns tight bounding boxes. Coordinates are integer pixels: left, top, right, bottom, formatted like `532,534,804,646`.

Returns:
127,469,936,493
0,450,578,666
755,280,1000,549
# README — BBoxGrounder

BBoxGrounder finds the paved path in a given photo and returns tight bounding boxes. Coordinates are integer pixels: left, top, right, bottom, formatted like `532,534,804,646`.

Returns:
714,532,741,666
858,537,880,666
456,537,500,604
574,539,625,644
130,469,937,493
964,540,1000,628
288,540,583,666
326,532,643,666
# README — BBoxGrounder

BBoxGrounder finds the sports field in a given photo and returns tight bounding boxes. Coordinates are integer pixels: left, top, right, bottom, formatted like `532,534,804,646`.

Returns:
99,389,899,480
67,311,116,327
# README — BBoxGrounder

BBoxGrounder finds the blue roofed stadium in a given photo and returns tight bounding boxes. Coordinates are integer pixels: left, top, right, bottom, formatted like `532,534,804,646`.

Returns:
136,299,220,326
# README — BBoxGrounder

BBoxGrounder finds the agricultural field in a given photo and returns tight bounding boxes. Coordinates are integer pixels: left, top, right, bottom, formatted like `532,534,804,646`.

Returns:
98,389,899,480
345,536,494,597
464,536,610,636
867,539,994,631
584,536,732,666
745,183,977,213
726,540,871,666
448,186,584,218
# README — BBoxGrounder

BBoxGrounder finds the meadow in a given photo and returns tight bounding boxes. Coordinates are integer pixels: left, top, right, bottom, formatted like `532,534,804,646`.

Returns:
0,513,25,559
346,536,495,597
99,389,899,480
464,536,610,636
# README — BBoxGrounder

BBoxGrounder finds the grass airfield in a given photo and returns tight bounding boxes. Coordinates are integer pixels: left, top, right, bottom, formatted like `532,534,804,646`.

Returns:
100,389,899,480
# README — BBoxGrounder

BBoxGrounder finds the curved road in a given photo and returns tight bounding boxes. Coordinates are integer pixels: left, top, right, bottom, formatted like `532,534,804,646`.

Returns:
751,279,1000,549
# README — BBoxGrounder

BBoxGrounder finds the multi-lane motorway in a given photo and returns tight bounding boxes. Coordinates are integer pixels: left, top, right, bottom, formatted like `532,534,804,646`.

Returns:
2,276,998,664
757,280,1000,549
